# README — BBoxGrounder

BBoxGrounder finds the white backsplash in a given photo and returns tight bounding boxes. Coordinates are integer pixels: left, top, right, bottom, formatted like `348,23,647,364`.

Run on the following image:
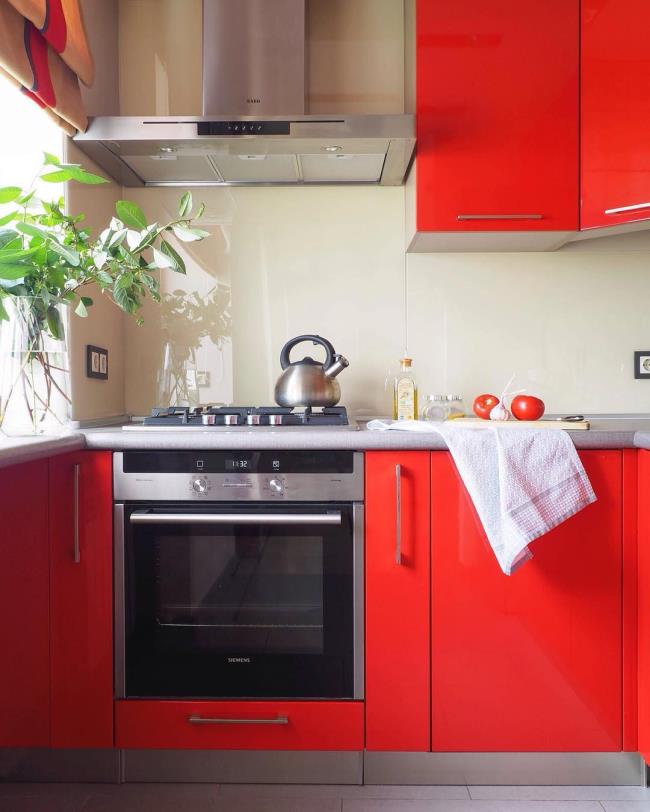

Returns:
117,185,650,418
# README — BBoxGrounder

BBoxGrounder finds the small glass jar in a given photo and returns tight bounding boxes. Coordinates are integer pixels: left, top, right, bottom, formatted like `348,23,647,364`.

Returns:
445,394,466,420
421,394,448,421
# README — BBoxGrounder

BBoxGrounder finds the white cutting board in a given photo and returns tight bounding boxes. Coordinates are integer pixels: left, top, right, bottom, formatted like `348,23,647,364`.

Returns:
449,418,590,430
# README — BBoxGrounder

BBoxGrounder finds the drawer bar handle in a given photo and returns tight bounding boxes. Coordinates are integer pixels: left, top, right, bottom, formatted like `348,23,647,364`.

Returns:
73,463,81,564
188,714,289,726
457,214,543,221
395,463,402,566
605,202,650,215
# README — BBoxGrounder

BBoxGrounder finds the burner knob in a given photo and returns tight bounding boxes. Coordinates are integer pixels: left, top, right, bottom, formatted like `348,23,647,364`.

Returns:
268,478,284,494
192,477,208,494
247,414,262,425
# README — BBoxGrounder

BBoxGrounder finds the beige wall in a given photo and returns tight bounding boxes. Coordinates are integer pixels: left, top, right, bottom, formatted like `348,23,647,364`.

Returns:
118,0,405,115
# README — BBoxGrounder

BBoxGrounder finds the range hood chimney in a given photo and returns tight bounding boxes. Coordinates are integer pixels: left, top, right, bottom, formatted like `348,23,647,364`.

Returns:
73,0,415,187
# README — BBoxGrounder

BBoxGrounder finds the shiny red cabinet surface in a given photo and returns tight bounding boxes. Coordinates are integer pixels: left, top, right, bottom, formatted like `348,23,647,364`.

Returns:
365,452,430,751
416,0,579,233
582,1,650,229
430,451,623,751
49,451,113,748
638,451,650,762
0,461,50,747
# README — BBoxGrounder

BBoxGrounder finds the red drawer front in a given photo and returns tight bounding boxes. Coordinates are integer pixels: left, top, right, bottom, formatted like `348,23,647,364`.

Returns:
116,700,364,750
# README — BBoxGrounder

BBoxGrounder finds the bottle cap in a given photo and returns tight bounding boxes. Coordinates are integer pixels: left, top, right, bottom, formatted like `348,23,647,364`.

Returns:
400,357,413,367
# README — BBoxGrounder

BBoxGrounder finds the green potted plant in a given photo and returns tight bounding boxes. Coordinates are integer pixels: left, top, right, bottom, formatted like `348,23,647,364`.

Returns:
0,153,208,434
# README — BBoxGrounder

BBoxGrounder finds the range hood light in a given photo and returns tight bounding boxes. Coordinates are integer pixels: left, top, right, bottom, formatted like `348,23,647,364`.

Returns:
159,146,176,153
238,155,267,161
323,145,343,152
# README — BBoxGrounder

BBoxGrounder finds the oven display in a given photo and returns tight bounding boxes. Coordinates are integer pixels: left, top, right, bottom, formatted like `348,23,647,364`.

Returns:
226,458,251,471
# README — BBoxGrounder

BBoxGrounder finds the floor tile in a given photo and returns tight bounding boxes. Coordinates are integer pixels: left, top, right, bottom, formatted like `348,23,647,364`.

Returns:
341,801,604,812
470,787,650,802
219,784,470,800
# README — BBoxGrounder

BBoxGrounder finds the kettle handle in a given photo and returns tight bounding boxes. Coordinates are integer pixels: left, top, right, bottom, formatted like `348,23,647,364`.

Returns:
280,335,335,370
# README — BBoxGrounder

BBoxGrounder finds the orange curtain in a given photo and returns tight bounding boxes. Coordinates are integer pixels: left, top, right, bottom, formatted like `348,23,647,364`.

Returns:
0,0,94,134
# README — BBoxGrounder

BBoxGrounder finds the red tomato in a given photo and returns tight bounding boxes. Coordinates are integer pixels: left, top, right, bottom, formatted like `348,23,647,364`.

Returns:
511,395,545,421
473,393,500,420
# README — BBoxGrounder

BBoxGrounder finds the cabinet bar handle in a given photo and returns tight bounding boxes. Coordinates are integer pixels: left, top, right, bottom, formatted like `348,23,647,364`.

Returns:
457,214,543,221
605,202,650,215
73,463,80,564
188,715,289,726
395,464,402,565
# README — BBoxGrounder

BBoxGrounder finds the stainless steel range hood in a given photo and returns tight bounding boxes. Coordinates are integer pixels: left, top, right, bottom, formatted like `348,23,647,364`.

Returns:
72,0,415,187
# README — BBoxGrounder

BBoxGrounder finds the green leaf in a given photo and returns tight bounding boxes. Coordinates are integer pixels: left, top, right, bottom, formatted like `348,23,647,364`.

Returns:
159,239,186,274
115,200,147,230
0,211,17,227
96,270,113,287
108,228,127,249
0,187,21,204
41,167,107,185
43,152,61,166
75,298,89,317
0,296,8,321
81,296,93,307
0,264,28,280
172,224,209,242
15,221,49,241
152,245,174,269
47,267,66,289
0,246,40,263
0,229,18,249
178,191,192,218
17,190,35,206
48,241,80,267
46,305,64,340
196,202,206,219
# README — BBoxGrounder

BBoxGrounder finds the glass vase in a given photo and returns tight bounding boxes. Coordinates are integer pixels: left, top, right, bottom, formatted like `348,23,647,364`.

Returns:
0,299,71,435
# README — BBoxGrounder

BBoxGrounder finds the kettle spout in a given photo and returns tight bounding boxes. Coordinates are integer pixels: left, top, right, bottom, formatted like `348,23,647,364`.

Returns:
324,354,349,379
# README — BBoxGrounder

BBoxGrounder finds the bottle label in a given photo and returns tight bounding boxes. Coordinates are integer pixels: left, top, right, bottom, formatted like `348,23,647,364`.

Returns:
396,377,415,420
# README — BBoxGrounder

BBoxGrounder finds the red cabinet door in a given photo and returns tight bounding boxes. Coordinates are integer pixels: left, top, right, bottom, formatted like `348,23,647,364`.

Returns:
416,0,579,232
431,450,622,751
0,461,50,747
365,452,430,751
49,451,113,748
582,1,650,229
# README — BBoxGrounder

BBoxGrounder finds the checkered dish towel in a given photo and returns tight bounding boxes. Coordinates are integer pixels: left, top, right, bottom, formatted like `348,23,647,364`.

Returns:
366,420,597,574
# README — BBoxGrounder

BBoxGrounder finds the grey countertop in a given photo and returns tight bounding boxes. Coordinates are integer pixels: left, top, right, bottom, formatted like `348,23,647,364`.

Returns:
2,415,650,470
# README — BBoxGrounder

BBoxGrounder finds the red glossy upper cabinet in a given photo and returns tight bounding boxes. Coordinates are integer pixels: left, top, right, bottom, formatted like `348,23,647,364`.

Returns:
365,452,430,752
582,1,650,229
0,461,50,747
49,451,113,748
431,450,623,752
413,0,579,246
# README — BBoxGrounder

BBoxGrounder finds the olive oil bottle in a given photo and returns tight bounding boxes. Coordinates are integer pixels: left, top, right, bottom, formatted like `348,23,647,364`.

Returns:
393,357,418,420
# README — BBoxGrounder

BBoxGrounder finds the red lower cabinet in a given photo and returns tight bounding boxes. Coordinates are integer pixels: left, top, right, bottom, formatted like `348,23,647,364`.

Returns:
49,451,113,748
430,450,623,751
638,451,650,762
116,701,364,750
0,461,50,747
365,452,431,751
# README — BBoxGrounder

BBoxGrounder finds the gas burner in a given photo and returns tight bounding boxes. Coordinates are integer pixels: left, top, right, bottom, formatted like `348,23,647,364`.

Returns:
142,405,349,427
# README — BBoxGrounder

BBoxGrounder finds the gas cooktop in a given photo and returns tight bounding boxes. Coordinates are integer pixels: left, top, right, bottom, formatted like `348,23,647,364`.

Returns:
123,405,356,430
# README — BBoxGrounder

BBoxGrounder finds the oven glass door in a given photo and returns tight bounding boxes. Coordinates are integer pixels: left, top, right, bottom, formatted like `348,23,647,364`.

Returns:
122,503,358,699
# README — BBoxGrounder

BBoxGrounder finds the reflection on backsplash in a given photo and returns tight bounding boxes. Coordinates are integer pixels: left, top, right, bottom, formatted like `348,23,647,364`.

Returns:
157,285,232,408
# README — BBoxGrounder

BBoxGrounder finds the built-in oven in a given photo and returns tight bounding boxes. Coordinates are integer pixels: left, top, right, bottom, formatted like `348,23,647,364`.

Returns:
114,450,364,701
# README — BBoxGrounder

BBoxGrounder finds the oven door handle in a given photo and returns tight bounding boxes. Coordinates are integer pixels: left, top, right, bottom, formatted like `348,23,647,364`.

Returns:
128,511,342,526
188,714,289,726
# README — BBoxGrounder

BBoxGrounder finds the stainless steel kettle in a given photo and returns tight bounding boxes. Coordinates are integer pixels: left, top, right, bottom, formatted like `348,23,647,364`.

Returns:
274,335,349,408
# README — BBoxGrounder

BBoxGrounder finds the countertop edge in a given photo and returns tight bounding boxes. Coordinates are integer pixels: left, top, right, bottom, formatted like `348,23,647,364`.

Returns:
0,434,86,470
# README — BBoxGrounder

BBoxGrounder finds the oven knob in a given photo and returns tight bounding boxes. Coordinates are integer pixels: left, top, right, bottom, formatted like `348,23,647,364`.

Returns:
268,478,284,493
192,477,208,493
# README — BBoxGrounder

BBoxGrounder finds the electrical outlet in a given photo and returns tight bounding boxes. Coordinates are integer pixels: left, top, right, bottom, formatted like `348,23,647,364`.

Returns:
197,371,210,387
634,351,650,379
86,345,108,380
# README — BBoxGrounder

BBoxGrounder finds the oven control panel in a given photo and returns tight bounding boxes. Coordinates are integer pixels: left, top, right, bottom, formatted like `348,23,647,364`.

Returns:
114,452,363,503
